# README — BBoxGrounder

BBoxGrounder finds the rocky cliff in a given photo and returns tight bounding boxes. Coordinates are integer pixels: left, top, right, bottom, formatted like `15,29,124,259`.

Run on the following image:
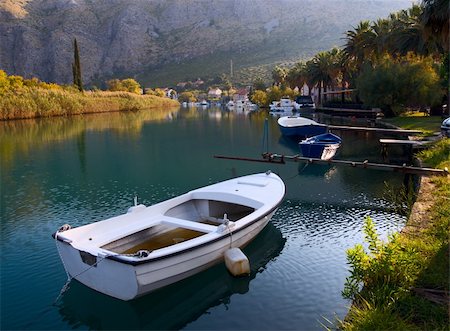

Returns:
0,0,411,86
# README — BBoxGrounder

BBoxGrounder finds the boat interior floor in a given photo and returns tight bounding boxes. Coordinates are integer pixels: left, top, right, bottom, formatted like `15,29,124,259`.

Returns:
102,210,254,255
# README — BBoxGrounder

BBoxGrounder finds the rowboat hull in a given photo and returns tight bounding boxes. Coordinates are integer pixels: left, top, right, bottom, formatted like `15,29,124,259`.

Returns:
55,172,285,300
278,116,327,137
299,133,342,160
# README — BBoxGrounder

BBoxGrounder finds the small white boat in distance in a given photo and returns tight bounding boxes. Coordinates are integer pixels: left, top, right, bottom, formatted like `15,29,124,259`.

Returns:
54,172,285,301
226,100,235,110
270,97,295,113
294,95,316,110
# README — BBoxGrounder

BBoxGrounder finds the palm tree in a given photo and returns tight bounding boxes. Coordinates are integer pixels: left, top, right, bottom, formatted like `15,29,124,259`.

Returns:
421,0,449,51
335,48,356,103
307,49,341,104
272,66,288,86
344,21,375,72
370,18,393,60
389,4,445,58
389,5,432,57
286,62,307,90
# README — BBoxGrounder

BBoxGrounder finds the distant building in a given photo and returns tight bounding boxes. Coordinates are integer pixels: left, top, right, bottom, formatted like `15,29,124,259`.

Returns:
193,78,204,87
233,88,249,103
300,83,310,96
164,88,178,99
208,87,222,99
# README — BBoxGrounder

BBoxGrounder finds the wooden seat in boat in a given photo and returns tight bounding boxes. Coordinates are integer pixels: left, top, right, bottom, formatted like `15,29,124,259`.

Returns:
161,216,217,233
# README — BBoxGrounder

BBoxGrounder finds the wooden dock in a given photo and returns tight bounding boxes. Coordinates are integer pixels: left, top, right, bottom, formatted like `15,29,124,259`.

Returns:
318,106,379,117
328,125,423,136
380,139,432,150
379,139,430,147
214,153,448,177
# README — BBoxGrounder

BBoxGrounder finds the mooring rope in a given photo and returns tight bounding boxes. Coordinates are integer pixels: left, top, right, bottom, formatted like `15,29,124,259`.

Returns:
222,213,233,249
53,225,110,304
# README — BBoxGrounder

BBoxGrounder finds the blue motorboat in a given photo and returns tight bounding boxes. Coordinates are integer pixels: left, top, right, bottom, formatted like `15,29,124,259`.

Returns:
277,115,327,137
299,133,342,160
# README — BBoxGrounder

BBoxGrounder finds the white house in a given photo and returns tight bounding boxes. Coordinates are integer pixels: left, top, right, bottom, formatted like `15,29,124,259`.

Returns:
164,88,178,99
208,88,222,99
232,88,249,103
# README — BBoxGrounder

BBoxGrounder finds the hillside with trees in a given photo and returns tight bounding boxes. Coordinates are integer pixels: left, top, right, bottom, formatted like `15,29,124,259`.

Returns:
0,0,410,88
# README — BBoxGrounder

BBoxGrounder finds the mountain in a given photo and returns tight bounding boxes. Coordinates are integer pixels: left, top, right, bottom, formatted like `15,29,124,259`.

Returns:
0,0,412,87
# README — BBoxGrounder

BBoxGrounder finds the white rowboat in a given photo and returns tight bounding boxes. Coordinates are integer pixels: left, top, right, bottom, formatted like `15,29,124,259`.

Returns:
54,172,285,300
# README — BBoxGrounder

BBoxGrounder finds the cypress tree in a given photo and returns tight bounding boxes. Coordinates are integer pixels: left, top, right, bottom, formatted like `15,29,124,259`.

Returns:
72,38,83,91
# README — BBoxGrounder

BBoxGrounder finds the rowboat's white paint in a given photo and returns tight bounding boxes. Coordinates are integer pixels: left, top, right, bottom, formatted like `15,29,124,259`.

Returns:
55,172,285,300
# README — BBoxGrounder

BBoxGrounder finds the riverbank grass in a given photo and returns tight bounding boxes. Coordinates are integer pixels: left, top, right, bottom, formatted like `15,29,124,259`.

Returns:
0,71,179,120
0,89,179,120
383,113,445,135
340,135,449,330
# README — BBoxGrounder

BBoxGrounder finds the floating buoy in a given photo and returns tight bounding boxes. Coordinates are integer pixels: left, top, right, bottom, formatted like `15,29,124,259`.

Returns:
224,248,250,276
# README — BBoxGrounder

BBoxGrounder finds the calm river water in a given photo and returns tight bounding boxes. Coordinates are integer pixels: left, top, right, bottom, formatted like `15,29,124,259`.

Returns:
1,107,408,330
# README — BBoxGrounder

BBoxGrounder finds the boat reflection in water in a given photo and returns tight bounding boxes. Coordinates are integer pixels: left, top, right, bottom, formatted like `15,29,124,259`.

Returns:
57,222,286,330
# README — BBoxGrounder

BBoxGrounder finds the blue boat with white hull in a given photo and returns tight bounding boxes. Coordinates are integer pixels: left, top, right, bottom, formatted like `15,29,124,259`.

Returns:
299,133,342,160
277,116,327,137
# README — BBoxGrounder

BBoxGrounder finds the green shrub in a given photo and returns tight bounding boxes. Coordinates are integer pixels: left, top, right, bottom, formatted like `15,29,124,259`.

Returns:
342,217,419,304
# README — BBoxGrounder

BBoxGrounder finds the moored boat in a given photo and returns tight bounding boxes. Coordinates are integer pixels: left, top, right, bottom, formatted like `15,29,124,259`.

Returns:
299,133,342,160
277,115,327,137
294,95,316,110
54,172,285,301
269,97,295,113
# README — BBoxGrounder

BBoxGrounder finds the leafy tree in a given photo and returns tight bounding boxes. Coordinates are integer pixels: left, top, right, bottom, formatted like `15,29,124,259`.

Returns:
252,78,266,91
356,55,441,116
267,85,283,103
0,70,10,94
250,90,268,107
106,78,141,94
153,88,165,97
72,38,83,91
121,78,141,94
220,73,232,90
178,91,196,103
106,79,121,91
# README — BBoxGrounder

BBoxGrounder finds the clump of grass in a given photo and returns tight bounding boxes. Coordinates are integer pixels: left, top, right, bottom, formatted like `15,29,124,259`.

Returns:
339,298,419,331
382,179,416,216
417,138,450,169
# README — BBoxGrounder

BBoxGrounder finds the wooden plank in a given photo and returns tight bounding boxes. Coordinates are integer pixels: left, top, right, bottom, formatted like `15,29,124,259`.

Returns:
379,139,429,145
262,153,447,176
162,216,217,233
213,154,448,177
320,108,378,113
321,89,357,95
